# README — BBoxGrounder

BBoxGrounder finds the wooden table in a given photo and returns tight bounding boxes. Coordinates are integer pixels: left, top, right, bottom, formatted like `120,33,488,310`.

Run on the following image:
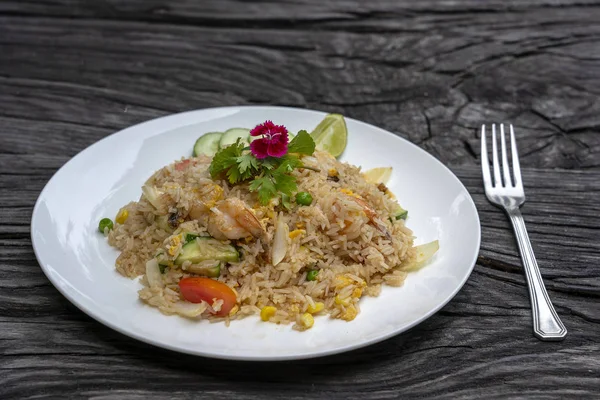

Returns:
1,1,599,398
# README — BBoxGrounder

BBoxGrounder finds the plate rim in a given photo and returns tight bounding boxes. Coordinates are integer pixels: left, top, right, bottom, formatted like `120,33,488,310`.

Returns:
31,105,481,361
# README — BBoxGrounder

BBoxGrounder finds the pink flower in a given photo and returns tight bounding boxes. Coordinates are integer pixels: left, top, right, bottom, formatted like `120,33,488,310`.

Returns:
249,120,289,159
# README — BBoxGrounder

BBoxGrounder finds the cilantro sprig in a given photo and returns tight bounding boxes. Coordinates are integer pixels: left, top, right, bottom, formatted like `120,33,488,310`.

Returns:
209,130,316,205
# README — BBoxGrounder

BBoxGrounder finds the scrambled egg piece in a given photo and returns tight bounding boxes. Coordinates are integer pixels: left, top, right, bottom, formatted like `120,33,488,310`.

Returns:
167,235,182,256
289,229,305,239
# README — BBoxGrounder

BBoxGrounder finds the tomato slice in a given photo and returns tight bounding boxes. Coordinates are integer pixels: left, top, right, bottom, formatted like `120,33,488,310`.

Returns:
179,277,236,317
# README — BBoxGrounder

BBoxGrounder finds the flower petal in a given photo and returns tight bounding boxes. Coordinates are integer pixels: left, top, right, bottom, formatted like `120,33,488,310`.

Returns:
267,138,288,158
250,120,276,137
250,138,270,159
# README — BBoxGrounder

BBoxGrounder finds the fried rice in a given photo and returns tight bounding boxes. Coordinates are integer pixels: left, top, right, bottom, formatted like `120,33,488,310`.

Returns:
106,150,417,330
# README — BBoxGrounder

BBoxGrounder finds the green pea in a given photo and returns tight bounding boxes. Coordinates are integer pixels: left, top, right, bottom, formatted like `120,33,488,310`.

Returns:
98,218,114,233
295,191,313,206
306,269,319,281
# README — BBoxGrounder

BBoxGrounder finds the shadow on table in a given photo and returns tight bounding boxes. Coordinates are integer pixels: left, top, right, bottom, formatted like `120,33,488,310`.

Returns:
86,311,447,384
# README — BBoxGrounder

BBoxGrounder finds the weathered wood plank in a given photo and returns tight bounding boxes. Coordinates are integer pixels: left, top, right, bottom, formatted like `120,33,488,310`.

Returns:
1,0,600,398
1,5,599,169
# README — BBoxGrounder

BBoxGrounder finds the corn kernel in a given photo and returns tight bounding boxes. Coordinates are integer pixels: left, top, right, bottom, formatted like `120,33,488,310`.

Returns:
335,295,351,306
289,229,305,239
299,313,314,329
296,222,305,229
307,302,324,314
340,188,354,196
115,209,129,224
341,305,358,321
328,168,338,177
229,305,239,317
352,287,363,299
260,306,277,321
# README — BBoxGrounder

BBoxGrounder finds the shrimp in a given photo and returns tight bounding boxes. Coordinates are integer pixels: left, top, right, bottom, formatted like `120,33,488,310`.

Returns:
188,182,224,221
207,198,268,241
344,194,393,242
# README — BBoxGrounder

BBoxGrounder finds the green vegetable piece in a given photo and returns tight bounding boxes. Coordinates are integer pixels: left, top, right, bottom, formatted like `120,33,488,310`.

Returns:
175,237,239,264
295,191,313,206
159,264,168,274
394,206,408,220
184,233,205,243
220,128,251,149
193,132,223,157
395,210,408,220
187,262,221,277
98,218,114,233
306,270,319,281
208,263,221,278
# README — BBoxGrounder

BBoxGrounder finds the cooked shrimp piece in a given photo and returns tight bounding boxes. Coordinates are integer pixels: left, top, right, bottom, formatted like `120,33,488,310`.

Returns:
344,194,393,242
188,182,224,221
207,198,268,241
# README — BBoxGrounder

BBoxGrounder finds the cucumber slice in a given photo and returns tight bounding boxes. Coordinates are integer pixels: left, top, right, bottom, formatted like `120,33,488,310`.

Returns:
175,237,239,264
193,132,223,157
187,261,221,277
220,128,250,148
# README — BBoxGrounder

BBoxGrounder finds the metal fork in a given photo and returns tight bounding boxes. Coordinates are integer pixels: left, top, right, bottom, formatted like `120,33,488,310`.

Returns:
481,124,567,341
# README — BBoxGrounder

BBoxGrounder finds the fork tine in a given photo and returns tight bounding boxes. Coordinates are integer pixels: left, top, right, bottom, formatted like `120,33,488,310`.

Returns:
480,125,492,188
500,124,513,187
510,124,522,188
491,124,502,187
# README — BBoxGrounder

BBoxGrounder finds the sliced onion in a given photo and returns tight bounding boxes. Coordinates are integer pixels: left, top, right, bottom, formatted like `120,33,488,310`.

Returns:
403,240,440,272
142,184,170,212
271,216,289,266
169,301,207,318
145,258,164,289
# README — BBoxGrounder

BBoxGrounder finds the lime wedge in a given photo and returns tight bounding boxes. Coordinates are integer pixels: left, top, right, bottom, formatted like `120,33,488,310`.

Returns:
310,114,348,157
363,167,392,184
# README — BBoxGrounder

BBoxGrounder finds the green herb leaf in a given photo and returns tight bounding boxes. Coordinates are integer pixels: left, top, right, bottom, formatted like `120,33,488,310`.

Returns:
226,165,243,184
272,169,297,196
209,139,244,179
236,153,259,174
208,124,318,206
277,155,303,173
288,130,315,155
261,158,277,170
280,193,292,210
249,176,277,205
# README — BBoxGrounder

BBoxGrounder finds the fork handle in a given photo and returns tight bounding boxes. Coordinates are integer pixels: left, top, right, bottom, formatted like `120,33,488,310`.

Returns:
506,208,567,341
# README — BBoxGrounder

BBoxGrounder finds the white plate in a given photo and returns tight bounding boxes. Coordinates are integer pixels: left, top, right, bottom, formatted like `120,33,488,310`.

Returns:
31,106,480,361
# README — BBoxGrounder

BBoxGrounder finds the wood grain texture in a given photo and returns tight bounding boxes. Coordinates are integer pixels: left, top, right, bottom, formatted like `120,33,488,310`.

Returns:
0,0,599,399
